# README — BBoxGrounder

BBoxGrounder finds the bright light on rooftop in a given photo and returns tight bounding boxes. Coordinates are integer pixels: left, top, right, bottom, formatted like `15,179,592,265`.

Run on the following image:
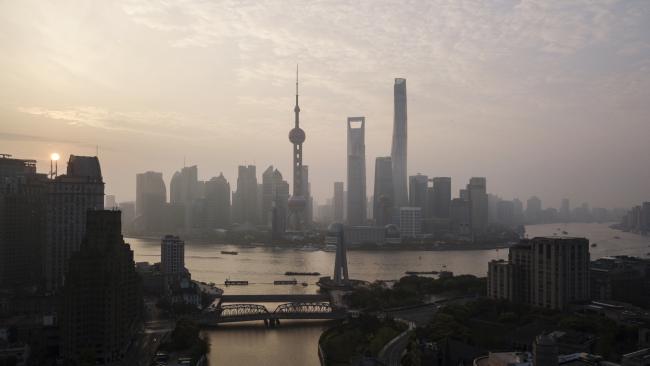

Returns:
50,153,60,161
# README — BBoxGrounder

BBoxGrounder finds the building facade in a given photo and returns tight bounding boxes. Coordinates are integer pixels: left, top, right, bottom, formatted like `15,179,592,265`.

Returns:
391,78,408,208
373,157,394,226
467,177,488,233
399,207,421,238
0,156,47,289
204,173,231,229
347,117,367,225
60,210,142,365
431,177,451,219
161,235,185,275
488,237,590,310
46,155,104,291
408,174,428,215
232,165,258,225
135,171,166,233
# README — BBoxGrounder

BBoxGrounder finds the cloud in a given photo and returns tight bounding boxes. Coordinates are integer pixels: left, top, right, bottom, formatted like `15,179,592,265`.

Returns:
0,132,111,150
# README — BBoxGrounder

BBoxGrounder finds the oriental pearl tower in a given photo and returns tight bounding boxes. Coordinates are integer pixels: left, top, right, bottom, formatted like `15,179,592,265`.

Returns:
288,66,306,231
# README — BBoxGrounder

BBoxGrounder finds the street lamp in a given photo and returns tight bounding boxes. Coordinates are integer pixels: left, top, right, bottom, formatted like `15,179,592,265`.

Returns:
50,153,60,178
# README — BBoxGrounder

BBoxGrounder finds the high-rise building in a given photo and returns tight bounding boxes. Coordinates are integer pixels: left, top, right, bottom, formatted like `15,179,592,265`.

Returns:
333,182,344,223
232,165,258,225
530,237,590,309
373,157,394,226
46,155,104,291
450,198,470,235
513,198,524,224
288,67,307,231
161,235,185,275
301,165,313,226
60,210,142,364
391,78,408,208
0,155,47,289
467,177,488,233
526,196,543,224
262,166,279,226
347,116,367,225
487,193,501,224
271,179,290,236
560,198,571,222
170,165,199,230
431,177,451,219
204,173,231,229
408,174,428,214
399,207,421,238
262,166,289,228
488,237,590,310
135,171,166,233
497,200,515,227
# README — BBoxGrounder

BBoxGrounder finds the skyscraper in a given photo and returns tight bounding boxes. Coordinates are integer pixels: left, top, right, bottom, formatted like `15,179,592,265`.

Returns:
0,155,47,289
204,173,231,229
232,165,258,225
526,196,543,224
347,116,367,225
497,200,516,227
170,165,199,231
288,66,307,231
560,198,571,222
135,171,166,233
262,165,279,226
373,157,394,226
272,179,290,236
301,165,313,226
262,166,289,227
431,177,451,218
467,177,488,233
408,174,428,214
60,210,142,364
46,155,104,291
333,182,344,223
391,78,408,208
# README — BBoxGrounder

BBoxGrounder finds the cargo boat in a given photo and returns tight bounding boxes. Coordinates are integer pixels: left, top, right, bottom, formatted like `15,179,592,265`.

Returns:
274,279,298,285
285,271,320,276
221,251,238,255
225,280,248,286
405,271,439,275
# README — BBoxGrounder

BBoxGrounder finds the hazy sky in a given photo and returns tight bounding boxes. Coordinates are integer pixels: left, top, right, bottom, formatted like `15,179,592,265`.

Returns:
1,0,649,209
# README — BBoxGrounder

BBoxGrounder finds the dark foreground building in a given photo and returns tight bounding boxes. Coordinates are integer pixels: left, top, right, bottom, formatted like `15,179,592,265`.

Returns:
60,210,142,365
488,237,590,310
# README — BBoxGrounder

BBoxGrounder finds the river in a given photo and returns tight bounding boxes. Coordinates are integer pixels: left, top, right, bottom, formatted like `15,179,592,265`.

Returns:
126,222,649,366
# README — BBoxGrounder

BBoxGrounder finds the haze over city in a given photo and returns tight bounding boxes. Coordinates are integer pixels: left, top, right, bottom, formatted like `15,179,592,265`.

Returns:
1,1,649,208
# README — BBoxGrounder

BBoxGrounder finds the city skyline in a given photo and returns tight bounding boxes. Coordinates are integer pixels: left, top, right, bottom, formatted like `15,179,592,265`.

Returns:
2,1,650,209
2,2,650,365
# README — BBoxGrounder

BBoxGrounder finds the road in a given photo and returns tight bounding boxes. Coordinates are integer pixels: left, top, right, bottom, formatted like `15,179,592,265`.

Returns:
124,299,175,365
376,303,438,366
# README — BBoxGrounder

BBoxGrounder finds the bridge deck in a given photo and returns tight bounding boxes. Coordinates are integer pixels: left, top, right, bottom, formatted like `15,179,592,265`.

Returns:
219,294,329,303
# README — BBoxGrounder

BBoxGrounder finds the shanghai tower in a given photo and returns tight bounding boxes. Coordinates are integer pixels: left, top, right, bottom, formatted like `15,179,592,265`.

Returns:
391,78,408,208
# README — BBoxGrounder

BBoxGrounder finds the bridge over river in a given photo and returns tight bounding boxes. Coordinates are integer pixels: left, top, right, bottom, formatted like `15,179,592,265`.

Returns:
196,293,345,327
